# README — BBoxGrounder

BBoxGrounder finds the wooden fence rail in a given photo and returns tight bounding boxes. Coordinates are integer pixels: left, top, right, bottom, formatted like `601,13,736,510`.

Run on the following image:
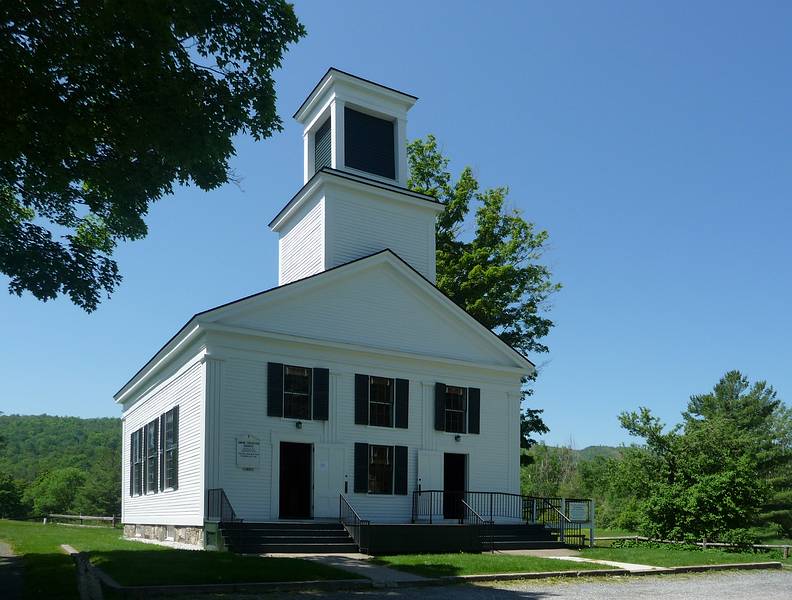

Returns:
594,535,790,559
45,513,118,527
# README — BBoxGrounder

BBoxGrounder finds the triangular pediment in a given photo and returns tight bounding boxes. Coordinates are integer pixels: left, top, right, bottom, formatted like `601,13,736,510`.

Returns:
201,251,531,371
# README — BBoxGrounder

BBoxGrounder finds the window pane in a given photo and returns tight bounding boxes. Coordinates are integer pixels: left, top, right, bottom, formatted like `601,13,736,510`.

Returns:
445,386,467,433
369,376,393,427
284,393,312,419
284,366,312,419
368,445,393,494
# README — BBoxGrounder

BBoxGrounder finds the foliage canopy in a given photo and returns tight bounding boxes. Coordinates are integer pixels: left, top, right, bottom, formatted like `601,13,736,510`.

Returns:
1,1,304,310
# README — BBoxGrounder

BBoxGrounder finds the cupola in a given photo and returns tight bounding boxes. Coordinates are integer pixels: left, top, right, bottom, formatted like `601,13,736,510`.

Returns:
293,68,416,186
270,69,443,286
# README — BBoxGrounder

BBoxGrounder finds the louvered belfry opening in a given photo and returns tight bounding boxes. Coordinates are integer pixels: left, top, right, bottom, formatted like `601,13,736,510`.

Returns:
314,117,331,172
344,106,395,179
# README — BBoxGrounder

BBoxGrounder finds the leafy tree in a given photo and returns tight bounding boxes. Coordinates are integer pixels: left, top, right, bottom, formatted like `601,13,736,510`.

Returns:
73,448,121,516
1,1,305,310
617,371,790,541
521,408,550,451
24,467,87,515
407,135,560,440
0,472,25,518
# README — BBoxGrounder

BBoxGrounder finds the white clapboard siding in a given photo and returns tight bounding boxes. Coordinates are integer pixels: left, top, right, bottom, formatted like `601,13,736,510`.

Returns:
210,335,521,523
278,195,324,285
220,261,505,367
121,357,204,526
325,186,436,282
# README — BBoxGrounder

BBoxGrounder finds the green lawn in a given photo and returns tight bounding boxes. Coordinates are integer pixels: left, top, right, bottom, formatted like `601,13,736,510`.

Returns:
92,550,359,586
375,553,610,577
580,546,791,567
0,520,358,599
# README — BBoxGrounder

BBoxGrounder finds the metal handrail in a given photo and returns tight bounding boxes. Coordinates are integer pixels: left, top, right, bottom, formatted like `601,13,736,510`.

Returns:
339,494,370,553
206,488,239,523
542,498,572,523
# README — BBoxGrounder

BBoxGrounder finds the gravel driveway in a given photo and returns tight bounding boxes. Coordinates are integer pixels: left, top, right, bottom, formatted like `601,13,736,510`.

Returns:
242,569,791,600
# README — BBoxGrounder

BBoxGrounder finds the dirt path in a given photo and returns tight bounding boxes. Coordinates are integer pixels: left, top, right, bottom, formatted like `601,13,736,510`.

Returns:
0,541,23,600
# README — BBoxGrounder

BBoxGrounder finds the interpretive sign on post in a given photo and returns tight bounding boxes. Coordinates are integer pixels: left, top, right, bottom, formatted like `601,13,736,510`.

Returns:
568,501,589,522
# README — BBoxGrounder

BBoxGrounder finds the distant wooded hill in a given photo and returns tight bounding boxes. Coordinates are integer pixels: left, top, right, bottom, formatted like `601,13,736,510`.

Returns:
0,414,120,482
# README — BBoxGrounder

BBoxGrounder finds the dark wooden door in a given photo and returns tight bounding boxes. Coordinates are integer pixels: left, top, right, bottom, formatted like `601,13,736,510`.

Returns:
443,453,466,519
279,442,312,519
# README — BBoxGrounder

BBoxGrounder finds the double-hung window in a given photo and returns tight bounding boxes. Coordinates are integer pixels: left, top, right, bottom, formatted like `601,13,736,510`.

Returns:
444,386,467,433
129,406,179,497
284,365,312,419
145,419,159,494
368,445,393,494
130,428,143,496
162,407,179,490
369,377,394,427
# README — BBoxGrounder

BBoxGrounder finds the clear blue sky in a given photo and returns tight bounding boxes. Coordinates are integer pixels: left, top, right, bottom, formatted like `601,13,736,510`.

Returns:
1,1,790,448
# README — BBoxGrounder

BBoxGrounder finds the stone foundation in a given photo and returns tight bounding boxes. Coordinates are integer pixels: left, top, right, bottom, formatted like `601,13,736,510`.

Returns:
123,523,204,547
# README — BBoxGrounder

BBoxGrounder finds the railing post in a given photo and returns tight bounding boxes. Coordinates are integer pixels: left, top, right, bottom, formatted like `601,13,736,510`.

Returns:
559,498,566,543
489,493,493,523
589,499,595,548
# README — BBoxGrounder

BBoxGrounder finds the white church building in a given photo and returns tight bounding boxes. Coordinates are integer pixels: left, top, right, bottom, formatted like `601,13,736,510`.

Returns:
115,69,579,554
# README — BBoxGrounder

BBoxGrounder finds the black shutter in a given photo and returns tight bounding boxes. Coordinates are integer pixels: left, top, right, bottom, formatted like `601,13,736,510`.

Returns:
395,379,409,429
129,432,134,496
435,383,446,431
137,429,144,496
142,423,148,494
152,419,159,493
354,374,369,425
394,445,408,495
468,388,481,434
172,406,179,491
159,415,165,491
344,107,396,179
354,442,369,493
267,363,284,417
313,368,329,420
314,118,331,172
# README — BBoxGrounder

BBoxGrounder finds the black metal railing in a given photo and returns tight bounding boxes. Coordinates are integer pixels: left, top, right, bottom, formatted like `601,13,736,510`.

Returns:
460,499,494,551
339,494,370,552
206,488,239,523
411,490,592,545
413,490,530,524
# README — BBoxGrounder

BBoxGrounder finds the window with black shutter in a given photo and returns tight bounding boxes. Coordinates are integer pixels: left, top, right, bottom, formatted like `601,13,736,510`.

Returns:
284,366,312,419
314,117,331,172
344,107,395,179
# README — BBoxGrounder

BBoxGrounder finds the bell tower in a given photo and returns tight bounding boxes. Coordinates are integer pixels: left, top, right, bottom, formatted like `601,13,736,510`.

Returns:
270,69,443,286
294,68,413,186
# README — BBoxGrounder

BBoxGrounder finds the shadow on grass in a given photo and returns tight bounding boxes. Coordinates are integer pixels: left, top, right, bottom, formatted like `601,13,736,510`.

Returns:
90,550,360,587
14,553,79,600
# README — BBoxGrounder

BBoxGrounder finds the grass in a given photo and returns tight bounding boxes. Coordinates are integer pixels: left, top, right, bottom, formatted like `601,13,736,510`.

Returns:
375,552,609,577
581,545,792,567
92,550,359,587
0,519,358,599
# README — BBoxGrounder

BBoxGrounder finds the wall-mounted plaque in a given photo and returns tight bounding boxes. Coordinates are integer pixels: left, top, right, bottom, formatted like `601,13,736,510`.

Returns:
236,436,260,470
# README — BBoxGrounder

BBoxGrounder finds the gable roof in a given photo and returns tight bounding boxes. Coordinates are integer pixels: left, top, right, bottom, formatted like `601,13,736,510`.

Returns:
114,250,534,402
